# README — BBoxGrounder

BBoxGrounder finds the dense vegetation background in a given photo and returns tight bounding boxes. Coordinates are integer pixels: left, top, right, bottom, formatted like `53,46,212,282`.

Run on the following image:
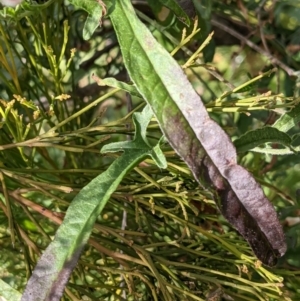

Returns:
0,0,300,300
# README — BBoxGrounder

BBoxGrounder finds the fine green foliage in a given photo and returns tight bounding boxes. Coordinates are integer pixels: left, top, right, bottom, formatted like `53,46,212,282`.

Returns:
0,0,300,301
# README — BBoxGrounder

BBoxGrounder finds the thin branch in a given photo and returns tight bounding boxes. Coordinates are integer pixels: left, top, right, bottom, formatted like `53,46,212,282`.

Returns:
211,17,297,76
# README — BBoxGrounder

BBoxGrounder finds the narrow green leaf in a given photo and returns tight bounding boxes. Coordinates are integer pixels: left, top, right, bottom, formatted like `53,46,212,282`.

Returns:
250,145,300,155
21,106,166,301
95,77,142,98
0,279,21,301
273,103,300,132
234,126,292,152
110,0,286,266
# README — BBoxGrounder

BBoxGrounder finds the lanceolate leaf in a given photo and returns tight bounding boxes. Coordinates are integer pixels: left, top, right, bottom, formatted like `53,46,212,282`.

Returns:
110,0,286,266
21,106,166,301
234,105,300,154
234,126,292,152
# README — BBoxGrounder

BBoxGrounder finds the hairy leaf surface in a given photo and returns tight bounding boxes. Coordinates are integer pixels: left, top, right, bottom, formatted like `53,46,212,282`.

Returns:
234,126,292,152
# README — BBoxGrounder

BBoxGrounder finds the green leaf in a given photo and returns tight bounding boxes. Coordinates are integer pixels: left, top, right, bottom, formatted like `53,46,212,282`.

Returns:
234,126,292,152
68,0,99,16
68,0,108,40
0,279,21,301
237,106,300,155
82,13,102,40
21,105,166,301
110,0,286,266
273,103,300,132
102,105,167,168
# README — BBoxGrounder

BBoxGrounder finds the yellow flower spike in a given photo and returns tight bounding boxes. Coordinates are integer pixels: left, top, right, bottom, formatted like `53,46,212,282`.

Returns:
70,48,76,57
6,100,15,109
33,110,40,120
48,104,55,116
13,94,37,110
